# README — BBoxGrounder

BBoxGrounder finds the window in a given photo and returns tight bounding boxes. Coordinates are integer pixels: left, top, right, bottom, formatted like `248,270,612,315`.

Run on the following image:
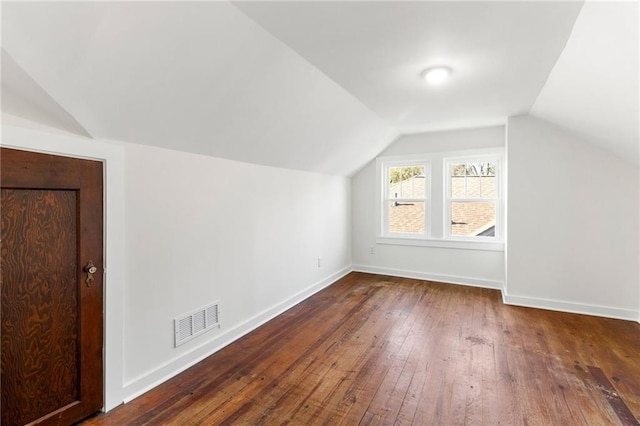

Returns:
377,150,503,251
445,159,500,240
381,162,429,237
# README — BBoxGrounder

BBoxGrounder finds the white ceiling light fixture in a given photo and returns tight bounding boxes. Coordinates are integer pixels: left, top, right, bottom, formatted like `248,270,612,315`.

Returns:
421,66,453,85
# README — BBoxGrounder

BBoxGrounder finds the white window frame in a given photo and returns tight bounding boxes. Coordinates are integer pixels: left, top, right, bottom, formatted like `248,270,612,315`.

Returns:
376,149,504,252
443,155,503,243
378,157,430,239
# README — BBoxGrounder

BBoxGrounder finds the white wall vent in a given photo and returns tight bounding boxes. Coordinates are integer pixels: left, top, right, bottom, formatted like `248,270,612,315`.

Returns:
174,301,220,347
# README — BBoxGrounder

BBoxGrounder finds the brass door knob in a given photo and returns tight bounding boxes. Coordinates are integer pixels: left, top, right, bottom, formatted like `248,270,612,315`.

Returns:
84,261,97,286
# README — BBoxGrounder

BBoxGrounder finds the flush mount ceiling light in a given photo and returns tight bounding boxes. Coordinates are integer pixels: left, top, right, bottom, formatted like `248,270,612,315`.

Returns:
421,66,453,85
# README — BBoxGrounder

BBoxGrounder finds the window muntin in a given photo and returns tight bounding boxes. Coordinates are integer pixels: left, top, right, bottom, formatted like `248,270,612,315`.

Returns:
446,159,500,240
382,163,428,237
377,150,503,251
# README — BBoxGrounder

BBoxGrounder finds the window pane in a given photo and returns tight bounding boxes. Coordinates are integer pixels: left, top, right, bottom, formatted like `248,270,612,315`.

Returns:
466,176,482,197
450,162,496,199
450,201,495,237
451,176,465,198
388,166,425,199
481,176,496,197
452,164,466,176
389,201,425,234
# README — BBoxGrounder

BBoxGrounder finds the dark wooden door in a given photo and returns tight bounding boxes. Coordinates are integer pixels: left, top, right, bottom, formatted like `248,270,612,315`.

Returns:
1,148,104,426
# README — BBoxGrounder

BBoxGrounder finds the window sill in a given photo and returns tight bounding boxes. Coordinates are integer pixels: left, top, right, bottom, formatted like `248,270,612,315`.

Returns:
376,236,504,252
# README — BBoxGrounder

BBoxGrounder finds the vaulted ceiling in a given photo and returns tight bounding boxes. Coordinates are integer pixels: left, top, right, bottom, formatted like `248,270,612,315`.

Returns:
1,1,637,174
235,1,582,134
530,1,638,163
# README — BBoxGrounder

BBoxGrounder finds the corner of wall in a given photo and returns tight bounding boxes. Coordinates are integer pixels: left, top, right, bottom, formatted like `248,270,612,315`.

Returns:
504,114,640,322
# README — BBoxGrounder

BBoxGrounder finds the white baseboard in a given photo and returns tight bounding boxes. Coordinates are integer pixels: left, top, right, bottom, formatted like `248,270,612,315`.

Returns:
121,266,351,403
353,265,639,323
119,264,638,406
351,264,503,290
502,291,639,322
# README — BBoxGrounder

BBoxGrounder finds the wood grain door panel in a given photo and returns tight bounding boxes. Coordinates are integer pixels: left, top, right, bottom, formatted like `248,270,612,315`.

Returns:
1,148,103,426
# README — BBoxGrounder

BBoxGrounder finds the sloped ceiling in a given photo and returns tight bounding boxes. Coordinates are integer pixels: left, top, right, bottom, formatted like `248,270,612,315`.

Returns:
1,49,92,137
234,1,583,134
2,1,637,174
1,1,396,176
530,1,639,164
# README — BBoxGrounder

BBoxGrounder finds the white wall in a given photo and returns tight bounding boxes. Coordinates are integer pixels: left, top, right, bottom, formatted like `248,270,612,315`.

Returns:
505,115,639,320
121,143,351,398
1,121,352,407
351,126,505,288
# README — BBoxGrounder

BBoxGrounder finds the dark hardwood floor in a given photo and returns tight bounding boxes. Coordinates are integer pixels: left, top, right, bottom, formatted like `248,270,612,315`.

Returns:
82,272,640,425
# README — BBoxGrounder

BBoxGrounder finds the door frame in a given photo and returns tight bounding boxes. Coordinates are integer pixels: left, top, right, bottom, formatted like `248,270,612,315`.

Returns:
1,124,125,411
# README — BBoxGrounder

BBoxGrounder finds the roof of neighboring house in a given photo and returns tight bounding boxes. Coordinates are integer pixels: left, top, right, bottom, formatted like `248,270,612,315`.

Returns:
389,175,496,237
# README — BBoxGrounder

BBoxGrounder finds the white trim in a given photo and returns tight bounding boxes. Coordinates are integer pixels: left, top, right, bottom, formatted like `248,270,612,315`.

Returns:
1,124,126,411
502,119,509,295
121,266,351,403
376,149,504,251
443,154,504,242
377,158,431,239
354,265,639,322
351,264,503,290
376,236,504,251
502,291,639,322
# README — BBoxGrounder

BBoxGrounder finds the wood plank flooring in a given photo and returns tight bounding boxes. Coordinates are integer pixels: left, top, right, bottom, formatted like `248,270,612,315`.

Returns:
82,272,640,425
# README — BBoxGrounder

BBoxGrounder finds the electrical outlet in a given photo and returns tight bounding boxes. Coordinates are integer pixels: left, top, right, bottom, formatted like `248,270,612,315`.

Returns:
369,246,375,254
317,258,322,268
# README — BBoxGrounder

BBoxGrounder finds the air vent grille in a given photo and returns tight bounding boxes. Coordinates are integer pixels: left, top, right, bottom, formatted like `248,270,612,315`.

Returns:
206,305,219,327
193,310,206,334
178,317,193,342
174,301,221,347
